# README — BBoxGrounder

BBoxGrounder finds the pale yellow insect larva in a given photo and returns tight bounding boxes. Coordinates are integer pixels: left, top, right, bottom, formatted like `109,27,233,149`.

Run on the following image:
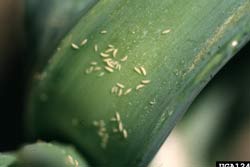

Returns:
85,69,91,74
111,86,118,94
134,67,142,75
123,129,128,139
93,121,99,126
162,29,171,34
105,48,115,53
118,122,123,131
94,44,98,52
113,49,118,57
115,112,121,121
100,30,107,34
75,160,79,167
90,61,98,66
67,155,75,165
120,55,128,62
108,44,114,48
136,84,145,90
106,61,115,68
105,66,114,73
98,72,105,77
150,101,156,105
116,64,121,71
71,43,79,50
94,66,102,71
141,80,151,84
85,66,94,74
111,86,115,93
80,39,88,46
140,66,147,76
118,88,123,96
111,61,119,66
124,88,132,95
117,83,125,88
107,60,114,66
100,52,110,58
103,58,112,62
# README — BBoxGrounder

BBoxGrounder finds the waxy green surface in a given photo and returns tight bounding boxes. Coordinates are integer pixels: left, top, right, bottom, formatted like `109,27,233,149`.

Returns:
27,0,250,166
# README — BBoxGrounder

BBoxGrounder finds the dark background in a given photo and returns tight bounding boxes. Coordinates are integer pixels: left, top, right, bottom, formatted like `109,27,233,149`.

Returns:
0,0,26,151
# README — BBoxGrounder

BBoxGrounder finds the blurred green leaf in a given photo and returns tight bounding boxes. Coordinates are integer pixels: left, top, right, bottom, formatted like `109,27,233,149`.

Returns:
12,142,88,167
0,153,16,167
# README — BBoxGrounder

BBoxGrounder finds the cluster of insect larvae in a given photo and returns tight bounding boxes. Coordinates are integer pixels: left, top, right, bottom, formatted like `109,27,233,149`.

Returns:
134,66,147,76
133,66,151,90
109,64,151,96
111,83,132,96
110,112,128,139
93,112,128,149
71,38,88,50
93,120,109,148
90,43,128,75
70,28,174,148
71,33,153,95
136,79,151,90
85,61,102,74
70,31,129,77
